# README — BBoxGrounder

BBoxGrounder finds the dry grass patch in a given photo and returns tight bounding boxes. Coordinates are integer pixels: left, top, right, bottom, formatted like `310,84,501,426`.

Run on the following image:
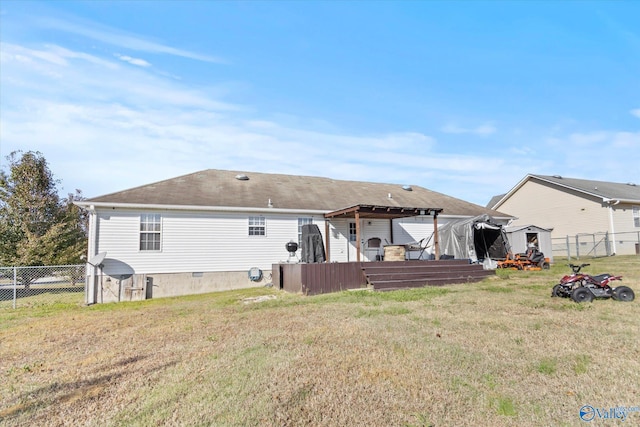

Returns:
1,256,639,426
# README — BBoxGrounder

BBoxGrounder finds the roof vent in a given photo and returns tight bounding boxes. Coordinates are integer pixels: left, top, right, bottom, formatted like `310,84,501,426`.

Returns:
552,175,562,179
402,185,413,191
235,174,249,181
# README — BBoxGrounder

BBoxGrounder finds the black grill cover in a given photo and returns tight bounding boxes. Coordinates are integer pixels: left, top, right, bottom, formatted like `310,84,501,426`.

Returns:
301,224,326,263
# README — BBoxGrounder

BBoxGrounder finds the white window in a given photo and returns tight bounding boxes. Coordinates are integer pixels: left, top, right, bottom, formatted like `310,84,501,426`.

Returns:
349,222,357,242
633,206,640,228
249,216,266,236
140,214,161,251
298,217,313,245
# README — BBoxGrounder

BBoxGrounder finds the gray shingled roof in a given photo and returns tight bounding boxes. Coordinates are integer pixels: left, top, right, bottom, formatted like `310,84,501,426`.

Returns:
486,193,505,209
531,174,640,202
86,169,510,218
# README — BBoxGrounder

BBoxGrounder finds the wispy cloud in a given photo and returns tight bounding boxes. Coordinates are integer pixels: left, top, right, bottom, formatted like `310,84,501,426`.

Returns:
34,15,226,64
440,123,497,136
1,39,523,204
115,54,151,67
631,109,640,119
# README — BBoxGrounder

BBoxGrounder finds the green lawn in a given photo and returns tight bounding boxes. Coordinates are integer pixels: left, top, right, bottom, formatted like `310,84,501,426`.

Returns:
1,256,639,426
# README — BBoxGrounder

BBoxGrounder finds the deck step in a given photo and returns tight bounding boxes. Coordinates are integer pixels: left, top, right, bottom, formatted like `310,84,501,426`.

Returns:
360,260,493,291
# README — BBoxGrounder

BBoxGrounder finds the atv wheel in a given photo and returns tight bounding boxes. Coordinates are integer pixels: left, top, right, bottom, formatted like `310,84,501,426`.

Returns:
551,284,562,297
572,287,594,303
612,286,635,302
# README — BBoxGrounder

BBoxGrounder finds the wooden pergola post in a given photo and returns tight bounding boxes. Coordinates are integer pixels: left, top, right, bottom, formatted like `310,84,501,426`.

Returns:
355,210,361,261
433,211,440,260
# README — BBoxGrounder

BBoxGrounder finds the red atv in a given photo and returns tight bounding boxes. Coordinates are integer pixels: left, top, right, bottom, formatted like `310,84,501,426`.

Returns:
551,263,635,303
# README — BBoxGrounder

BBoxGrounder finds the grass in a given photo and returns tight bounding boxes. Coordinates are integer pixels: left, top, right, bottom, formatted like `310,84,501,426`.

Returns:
1,256,639,426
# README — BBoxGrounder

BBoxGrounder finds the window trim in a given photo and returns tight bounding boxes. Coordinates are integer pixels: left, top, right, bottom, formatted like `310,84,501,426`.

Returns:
633,206,640,228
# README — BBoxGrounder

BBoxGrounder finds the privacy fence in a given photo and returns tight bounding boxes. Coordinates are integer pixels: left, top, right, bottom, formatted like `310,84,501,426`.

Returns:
0,264,85,309
551,231,640,260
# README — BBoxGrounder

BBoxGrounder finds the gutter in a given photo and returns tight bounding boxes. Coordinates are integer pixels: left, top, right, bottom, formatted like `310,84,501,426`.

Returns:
74,201,330,216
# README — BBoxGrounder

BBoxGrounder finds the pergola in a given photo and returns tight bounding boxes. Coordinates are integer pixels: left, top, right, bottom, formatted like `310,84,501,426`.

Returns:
323,204,444,262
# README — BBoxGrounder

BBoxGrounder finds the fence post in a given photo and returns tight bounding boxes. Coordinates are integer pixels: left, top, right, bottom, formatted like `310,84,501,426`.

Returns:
566,236,571,261
13,267,17,309
575,235,580,259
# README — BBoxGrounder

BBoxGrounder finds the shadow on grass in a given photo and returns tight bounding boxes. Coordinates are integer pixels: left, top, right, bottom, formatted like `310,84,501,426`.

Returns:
0,354,178,422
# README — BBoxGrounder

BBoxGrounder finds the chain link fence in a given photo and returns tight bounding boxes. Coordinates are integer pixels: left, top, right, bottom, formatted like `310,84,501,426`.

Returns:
552,231,640,260
0,265,85,309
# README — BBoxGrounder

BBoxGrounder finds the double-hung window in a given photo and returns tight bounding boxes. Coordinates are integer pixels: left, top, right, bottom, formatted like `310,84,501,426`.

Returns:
249,216,266,236
633,206,640,228
140,214,161,251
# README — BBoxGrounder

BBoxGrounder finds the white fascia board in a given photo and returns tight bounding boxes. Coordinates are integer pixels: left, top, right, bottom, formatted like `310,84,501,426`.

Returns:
74,201,329,216
604,198,640,205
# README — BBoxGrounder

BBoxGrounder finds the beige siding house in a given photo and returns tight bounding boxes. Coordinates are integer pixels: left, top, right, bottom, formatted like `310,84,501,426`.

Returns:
489,175,640,256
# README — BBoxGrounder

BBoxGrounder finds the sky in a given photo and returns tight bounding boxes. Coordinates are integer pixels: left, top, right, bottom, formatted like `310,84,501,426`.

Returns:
1,0,639,207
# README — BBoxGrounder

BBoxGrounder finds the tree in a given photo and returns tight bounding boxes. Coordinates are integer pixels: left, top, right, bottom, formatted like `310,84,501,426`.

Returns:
0,151,87,274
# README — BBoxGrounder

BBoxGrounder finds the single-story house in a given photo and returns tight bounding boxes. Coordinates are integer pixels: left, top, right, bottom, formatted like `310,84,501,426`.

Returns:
76,169,511,303
489,174,640,256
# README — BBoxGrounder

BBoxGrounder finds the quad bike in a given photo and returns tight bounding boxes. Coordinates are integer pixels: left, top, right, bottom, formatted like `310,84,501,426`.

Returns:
551,263,635,303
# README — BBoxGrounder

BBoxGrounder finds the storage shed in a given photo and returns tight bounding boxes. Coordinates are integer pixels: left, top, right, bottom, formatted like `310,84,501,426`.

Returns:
503,225,553,262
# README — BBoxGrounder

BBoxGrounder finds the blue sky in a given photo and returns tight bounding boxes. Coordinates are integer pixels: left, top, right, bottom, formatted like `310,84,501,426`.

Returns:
1,0,639,206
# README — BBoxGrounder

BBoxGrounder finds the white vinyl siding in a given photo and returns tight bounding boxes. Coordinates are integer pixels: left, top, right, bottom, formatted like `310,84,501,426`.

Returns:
95,210,326,273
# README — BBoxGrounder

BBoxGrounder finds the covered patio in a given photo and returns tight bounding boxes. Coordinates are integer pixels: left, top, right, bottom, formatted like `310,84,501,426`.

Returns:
322,204,444,262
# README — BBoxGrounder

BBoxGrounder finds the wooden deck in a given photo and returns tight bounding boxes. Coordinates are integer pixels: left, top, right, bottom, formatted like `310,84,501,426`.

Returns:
273,259,494,295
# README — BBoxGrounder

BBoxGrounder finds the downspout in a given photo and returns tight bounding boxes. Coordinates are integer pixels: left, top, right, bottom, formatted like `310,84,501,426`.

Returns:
86,206,98,304
606,199,620,255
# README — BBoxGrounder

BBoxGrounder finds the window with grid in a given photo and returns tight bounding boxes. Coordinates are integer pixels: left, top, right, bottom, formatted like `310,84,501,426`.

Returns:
140,214,161,251
249,216,266,236
349,222,357,242
298,218,313,245
634,206,640,228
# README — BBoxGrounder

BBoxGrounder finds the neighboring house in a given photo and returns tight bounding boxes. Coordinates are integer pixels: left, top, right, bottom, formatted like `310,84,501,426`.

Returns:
76,169,511,303
489,174,640,256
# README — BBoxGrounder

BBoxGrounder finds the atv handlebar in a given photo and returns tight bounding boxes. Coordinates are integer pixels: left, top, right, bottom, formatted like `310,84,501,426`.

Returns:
567,263,590,273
